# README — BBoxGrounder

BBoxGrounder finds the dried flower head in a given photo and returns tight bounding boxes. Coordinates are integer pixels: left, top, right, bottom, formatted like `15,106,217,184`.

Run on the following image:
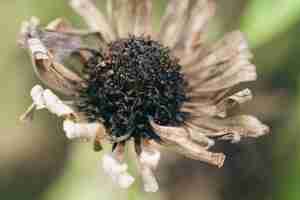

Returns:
18,0,270,192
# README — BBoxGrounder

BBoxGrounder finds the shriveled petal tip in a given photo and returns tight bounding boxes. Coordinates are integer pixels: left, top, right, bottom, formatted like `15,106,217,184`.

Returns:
139,148,160,192
102,153,135,188
183,88,253,119
150,121,225,167
140,149,161,169
29,85,74,116
30,85,46,109
63,120,103,140
43,89,74,116
141,167,159,192
183,31,257,94
187,115,269,144
19,18,85,96
217,89,253,118
233,115,270,138
27,38,49,59
18,16,40,47
70,0,115,41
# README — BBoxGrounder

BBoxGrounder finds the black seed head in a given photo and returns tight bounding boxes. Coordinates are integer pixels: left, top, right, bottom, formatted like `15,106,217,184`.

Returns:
76,36,189,142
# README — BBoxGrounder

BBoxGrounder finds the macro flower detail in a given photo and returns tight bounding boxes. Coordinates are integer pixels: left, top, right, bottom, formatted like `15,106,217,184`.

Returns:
19,0,270,192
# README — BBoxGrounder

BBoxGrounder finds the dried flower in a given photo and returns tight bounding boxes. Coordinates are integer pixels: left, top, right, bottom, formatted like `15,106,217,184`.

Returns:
18,0,270,192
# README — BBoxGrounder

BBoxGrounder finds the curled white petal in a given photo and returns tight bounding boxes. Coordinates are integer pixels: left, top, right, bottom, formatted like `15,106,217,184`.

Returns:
43,89,74,116
141,167,159,192
139,149,160,192
30,85,46,109
27,38,49,59
140,149,161,169
27,85,74,117
102,153,135,189
63,120,100,140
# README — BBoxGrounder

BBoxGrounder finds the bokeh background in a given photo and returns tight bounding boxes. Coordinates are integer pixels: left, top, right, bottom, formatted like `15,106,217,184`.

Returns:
1,0,300,199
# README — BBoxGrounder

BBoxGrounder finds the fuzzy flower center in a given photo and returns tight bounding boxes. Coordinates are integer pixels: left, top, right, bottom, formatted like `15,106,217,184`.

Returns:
77,36,189,141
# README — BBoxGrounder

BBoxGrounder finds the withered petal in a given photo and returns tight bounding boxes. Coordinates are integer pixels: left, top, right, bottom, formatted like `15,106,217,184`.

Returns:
19,18,85,96
183,31,256,93
158,0,190,48
133,0,153,36
187,115,270,142
182,88,253,118
150,121,224,167
70,0,116,42
107,0,136,38
174,0,216,55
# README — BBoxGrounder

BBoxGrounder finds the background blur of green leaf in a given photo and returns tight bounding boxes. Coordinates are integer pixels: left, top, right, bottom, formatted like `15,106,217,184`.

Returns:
1,0,300,200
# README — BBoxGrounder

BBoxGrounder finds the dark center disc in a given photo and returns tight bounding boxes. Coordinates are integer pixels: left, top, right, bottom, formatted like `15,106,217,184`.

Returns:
77,36,189,141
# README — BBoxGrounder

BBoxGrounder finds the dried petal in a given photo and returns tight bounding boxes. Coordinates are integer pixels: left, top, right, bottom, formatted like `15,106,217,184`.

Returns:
102,144,135,188
134,0,153,36
30,85,46,109
137,140,160,192
19,18,85,95
184,31,256,93
43,89,74,116
187,115,270,143
63,119,104,140
44,18,108,59
184,0,216,52
140,167,159,192
174,0,216,54
70,0,115,41
107,0,136,38
158,0,190,48
216,88,253,117
182,88,253,118
150,121,225,167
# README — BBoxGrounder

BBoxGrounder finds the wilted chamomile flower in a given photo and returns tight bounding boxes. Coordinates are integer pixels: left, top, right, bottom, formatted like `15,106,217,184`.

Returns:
18,0,270,192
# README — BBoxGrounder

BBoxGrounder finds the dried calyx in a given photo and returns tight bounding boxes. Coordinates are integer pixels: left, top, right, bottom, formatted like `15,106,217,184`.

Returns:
76,36,189,142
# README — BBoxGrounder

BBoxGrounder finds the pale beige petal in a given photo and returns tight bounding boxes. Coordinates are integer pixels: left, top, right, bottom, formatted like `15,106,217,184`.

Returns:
134,0,153,36
184,0,216,51
216,88,252,118
158,0,190,49
107,0,136,38
150,121,224,167
174,0,216,54
187,115,270,143
170,145,225,168
19,18,86,96
183,31,253,71
45,18,108,52
70,0,115,41
182,31,256,93
102,143,135,188
137,139,160,192
182,88,253,118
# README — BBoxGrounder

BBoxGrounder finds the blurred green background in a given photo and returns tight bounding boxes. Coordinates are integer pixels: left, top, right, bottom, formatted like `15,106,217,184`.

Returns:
1,0,300,199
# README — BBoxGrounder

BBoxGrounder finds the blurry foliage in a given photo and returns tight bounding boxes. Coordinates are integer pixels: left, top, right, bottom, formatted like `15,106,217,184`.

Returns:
241,0,300,48
1,0,300,200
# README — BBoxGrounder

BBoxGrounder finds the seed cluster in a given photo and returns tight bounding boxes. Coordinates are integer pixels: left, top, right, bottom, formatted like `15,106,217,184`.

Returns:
77,36,189,141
